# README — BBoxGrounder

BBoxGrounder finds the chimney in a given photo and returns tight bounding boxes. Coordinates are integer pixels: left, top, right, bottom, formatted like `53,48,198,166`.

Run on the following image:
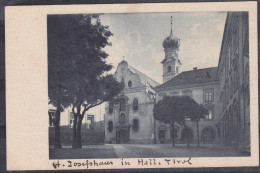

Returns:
193,67,198,70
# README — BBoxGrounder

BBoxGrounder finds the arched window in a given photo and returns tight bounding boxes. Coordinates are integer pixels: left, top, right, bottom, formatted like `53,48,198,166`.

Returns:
119,98,126,111
133,119,139,132
133,98,138,111
108,121,113,132
119,113,125,124
128,80,132,87
108,101,113,114
167,66,171,72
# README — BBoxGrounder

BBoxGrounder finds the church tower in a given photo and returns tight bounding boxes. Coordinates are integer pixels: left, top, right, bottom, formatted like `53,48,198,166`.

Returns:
161,16,181,83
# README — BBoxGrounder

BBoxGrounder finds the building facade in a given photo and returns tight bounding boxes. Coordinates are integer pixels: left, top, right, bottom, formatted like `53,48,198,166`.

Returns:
48,105,97,129
154,67,221,144
218,12,250,149
104,61,159,144
153,23,222,145
104,21,222,145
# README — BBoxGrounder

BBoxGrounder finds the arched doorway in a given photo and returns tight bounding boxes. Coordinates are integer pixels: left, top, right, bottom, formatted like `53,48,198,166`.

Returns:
181,128,193,144
202,127,215,144
119,129,127,144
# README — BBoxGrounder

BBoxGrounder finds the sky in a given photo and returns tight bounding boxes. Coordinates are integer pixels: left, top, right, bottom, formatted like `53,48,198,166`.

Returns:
88,12,227,121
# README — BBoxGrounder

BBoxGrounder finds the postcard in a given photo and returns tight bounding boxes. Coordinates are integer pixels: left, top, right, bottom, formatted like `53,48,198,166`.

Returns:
5,1,258,170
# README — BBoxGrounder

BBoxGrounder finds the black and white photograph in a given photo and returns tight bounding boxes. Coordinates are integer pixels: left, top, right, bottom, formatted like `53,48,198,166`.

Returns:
4,1,258,170
48,12,250,159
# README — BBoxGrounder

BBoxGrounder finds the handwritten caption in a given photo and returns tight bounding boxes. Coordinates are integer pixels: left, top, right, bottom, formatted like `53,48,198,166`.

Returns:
52,158,192,169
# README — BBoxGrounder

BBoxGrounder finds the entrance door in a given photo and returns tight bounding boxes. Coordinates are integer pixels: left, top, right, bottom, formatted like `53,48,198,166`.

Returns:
202,128,215,144
119,129,127,144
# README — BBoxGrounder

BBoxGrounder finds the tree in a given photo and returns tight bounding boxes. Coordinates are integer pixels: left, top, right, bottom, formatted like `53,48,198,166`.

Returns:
71,75,124,148
153,96,188,147
189,103,209,147
48,14,124,148
48,15,78,149
153,95,208,147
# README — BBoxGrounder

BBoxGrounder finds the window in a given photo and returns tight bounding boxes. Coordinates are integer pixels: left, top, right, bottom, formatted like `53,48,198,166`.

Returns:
205,110,213,120
69,112,74,128
128,80,132,87
167,66,171,72
204,89,214,102
133,98,138,111
119,98,126,111
202,127,215,144
159,130,165,139
108,101,113,114
108,121,113,132
48,110,56,127
119,113,126,124
132,119,139,132
121,78,125,85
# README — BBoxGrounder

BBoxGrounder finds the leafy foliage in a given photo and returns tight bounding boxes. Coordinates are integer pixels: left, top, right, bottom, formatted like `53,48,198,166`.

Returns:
48,14,124,148
153,96,194,126
153,95,209,147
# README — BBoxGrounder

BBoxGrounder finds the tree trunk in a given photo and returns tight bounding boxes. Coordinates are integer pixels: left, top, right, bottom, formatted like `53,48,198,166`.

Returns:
54,108,62,149
196,121,200,147
185,126,190,148
171,123,175,147
72,114,78,148
72,113,84,149
76,119,83,148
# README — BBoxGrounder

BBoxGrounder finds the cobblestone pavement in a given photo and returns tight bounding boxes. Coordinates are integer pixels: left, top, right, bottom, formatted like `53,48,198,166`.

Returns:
50,143,246,159
111,144,245,158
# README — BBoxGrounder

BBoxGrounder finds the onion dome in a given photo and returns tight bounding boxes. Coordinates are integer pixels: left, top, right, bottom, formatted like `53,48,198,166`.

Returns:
162,16,180,49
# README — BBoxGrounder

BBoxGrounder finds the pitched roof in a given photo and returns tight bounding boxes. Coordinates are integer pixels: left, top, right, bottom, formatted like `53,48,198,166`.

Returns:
155,67,219,90
120,61,159,88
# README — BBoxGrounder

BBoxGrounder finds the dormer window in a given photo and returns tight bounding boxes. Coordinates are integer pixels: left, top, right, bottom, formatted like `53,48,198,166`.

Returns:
167,66,171,72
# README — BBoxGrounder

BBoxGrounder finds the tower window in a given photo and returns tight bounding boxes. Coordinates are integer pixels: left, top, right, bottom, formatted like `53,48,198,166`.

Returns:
176,66,179,74
167,66,171,72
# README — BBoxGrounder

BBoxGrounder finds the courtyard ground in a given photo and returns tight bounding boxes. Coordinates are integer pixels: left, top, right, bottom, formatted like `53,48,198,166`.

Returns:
49,143,248,159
